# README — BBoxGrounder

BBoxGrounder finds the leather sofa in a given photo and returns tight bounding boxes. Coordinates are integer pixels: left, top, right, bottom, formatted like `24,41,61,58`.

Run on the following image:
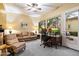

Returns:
16,32,37,41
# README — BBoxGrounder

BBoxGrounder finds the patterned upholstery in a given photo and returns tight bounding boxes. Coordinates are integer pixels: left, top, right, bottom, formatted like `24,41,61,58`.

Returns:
11,42,25,48
5,34,26,53
6,34,17,40
16,32,37,41
22,32,29,36
7,38,19,45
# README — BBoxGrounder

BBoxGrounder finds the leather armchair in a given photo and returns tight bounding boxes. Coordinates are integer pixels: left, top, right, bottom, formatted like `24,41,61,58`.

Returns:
5,34,26,54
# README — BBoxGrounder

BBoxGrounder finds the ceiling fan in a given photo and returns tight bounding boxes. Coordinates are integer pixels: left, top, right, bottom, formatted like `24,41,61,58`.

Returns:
26,3,42,11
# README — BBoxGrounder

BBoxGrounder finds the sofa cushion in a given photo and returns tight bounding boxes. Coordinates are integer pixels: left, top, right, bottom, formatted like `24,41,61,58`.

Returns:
30,32,34,36
7,38,19,44
23,36,30,39
17,37,23,39
22,32,29,36
16,33,22,37
6,34,17,40
11,42,25,48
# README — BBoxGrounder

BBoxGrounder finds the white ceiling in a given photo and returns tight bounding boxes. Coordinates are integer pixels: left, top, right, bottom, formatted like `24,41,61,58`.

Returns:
4,3,62,17
4,4,22,14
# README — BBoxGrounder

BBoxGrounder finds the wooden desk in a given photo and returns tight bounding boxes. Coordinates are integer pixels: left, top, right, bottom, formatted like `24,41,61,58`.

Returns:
0,44,11,56
48,35,62,48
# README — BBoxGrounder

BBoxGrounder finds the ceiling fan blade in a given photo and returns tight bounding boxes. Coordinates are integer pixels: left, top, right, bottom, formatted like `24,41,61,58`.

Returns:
32,3,38,7
37,8,42,10
26,4,31,7
27,8,31,10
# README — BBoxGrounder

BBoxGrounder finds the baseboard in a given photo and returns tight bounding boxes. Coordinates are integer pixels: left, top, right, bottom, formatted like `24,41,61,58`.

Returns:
62,46,79,52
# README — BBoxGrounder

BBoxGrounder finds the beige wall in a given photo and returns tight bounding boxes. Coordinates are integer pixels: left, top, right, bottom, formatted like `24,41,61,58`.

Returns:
6,13,34,33
0,3,6,29
66,17,78,32
0,3,37,34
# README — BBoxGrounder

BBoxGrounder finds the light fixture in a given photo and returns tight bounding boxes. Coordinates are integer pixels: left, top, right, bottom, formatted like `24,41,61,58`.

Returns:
26,3,42,11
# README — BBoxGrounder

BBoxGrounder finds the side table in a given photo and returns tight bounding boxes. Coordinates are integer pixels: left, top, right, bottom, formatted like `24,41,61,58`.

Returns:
0,44,11,56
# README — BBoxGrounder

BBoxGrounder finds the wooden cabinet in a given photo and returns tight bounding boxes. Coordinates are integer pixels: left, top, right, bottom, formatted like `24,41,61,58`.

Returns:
0,32,4,45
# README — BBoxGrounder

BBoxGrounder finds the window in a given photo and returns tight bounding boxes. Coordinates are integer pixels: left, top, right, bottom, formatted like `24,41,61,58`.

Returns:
66,11,78,36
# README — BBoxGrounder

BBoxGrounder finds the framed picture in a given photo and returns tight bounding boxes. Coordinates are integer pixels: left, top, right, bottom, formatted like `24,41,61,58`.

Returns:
21,22,27,28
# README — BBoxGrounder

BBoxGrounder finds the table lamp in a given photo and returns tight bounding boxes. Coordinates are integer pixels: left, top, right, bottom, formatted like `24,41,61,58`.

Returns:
8,26,12,34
